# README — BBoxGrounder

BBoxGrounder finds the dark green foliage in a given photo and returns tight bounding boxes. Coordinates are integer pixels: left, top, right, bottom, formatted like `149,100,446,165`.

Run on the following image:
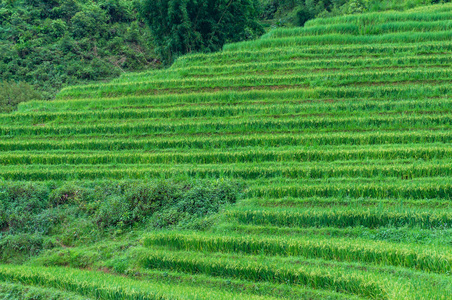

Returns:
259,0,281,19
71,6,109,39
0,0,158,99
259,0,342,26
0,234,47,261
296,5,312,26
139,0,264,63
151,179,240,228
95,179,240,228
346,0,365,14
0,81,42,113
0,179,240,261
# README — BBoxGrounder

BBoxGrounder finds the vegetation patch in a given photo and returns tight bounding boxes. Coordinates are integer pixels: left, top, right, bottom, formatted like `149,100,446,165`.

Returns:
0,179,241,263
0,0,158,100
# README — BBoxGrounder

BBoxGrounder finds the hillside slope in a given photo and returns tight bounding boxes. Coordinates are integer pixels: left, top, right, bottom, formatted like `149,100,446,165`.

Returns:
2,3,452,299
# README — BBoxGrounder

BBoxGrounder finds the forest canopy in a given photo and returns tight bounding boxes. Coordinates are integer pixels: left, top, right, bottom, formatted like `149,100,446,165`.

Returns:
139,0,264,63
0,0,158,99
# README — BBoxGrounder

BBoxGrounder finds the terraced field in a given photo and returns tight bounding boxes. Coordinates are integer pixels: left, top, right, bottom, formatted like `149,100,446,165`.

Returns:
2,3,452,299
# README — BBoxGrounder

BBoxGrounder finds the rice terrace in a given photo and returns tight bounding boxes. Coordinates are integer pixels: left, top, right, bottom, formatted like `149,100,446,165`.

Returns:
1,0,452,299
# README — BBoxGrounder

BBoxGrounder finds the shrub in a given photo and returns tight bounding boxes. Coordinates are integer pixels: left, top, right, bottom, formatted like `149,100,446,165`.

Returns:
48,184,86,207
0,179,241,261
0,234,45,262
0,81,42,113
94,179,239,228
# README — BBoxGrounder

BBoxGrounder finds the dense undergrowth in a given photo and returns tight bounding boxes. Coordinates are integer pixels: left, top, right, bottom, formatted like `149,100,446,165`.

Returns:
0,179,240,263
0,0,158,100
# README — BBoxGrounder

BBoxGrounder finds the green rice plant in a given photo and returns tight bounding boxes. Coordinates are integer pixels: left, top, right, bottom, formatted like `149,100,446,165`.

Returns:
8,98,452,126
10,96,452,125
305,6,452,27
1,144,451,165
1,130,451,151
118,54,452,82
1,112,451,137
245,196,452,210
263,20,452,39
134,269,359,300
248,180,452,200
138,249,386,298
33,84,452,111
55,67,452,99
173,41,452,67
1,158,450,181
0,265,271,300
224,31,452,51
0,281,90,300
227,207,452,230
3,3,452,299
142,232,452,273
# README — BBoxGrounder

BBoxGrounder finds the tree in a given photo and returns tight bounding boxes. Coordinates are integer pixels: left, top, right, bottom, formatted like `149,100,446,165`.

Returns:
139,0,264,63
71,6,108,38
296,4,312,26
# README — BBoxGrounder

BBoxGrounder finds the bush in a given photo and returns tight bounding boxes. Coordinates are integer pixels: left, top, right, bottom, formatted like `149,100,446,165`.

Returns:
95,179,239,228
48,183,86,207
151,208,186,229
100,0,133,23
175,179,239,217
95,195,135,228
0,201,7,230
1,182,50,213
0,81,42,113
347,0,366,14
0,234,46,262
0,179,240,233
7,209,58,235
96,181,175,228
0,179,241,260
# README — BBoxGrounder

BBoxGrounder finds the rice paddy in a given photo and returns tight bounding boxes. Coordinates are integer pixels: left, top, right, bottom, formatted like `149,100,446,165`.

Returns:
2,3,452,299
